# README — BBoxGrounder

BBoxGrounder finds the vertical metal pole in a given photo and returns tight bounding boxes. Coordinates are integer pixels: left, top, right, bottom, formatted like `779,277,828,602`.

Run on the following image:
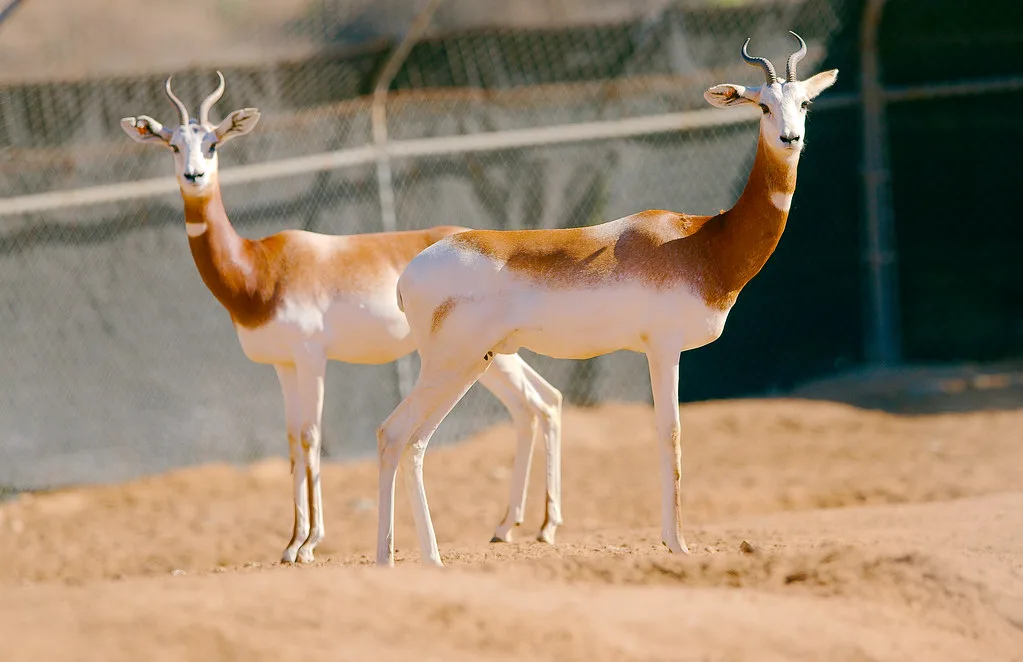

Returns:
371,0,443,398
0,0,26,27
860,0,901,365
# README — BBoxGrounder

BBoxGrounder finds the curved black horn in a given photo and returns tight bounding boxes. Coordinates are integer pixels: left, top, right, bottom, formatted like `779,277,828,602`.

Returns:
164,76,189,125
741,38,777,84
199,71,226,127
786,31,807,82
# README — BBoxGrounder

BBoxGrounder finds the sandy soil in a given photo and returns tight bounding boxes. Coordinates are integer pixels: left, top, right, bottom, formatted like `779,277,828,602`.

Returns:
2,398,1022,660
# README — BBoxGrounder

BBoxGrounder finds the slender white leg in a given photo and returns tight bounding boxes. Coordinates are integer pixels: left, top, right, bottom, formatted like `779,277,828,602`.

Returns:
520,361,564,544
377,395,442,567
645,348,689,555
400,438,442,567
478,355,539,543
295,352,327,564
376,382,456,566
478,354,564,543
275,364,309,564
377,355,492,567
376,407,403,567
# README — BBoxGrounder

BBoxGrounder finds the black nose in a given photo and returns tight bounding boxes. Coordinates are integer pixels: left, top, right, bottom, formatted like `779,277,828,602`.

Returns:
183,172,203,183
780,134,801,144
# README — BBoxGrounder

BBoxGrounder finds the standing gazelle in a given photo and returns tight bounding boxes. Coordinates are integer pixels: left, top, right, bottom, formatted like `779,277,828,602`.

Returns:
120,73,563,564
376,33,838,567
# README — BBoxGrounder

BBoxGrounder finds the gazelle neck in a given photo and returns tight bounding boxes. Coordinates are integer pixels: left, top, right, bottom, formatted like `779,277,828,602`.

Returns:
711,133,800,294
180,180,270,327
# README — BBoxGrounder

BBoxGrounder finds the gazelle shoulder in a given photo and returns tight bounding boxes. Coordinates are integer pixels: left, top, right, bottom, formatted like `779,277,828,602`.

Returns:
625,209,716,240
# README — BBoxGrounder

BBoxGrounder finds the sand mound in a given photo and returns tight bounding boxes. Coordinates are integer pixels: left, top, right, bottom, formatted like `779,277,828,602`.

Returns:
2,399,1020,584
2,398,1022,660
4,496,1023,662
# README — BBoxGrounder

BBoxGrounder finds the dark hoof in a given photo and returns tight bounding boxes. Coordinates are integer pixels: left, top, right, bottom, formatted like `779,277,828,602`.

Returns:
489,536,507,544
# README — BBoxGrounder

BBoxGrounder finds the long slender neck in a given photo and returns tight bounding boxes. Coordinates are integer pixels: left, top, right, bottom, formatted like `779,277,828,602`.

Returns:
181,182,265,324
710,133,800,294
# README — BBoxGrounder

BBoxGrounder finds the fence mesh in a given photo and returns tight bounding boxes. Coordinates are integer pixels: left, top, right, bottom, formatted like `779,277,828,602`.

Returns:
0,0,855,490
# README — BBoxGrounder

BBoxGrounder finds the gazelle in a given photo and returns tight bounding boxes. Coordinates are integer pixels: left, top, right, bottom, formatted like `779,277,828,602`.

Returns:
120,73,563,564
376,33,838,567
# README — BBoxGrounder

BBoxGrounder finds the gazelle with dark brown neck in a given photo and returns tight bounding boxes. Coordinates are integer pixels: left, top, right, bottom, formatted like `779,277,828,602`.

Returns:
374,33,838,567
121,73,565,564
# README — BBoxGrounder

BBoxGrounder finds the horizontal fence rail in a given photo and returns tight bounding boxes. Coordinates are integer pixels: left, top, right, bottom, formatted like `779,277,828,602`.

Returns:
7,73,1019,221
0,105,762,219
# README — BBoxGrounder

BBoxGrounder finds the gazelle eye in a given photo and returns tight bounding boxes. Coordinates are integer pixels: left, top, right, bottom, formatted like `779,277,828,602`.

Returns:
170,145,180,153
208,143,217,155
759,103,770,115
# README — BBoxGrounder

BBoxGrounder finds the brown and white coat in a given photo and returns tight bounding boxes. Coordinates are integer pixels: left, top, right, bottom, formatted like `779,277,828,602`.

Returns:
375,33,839,567
121,73,564,564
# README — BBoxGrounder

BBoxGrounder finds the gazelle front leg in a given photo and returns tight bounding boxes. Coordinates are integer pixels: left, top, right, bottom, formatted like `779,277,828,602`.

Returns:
645,346,689,555
276,352,328,565
294,352,327,564
275,364,308,564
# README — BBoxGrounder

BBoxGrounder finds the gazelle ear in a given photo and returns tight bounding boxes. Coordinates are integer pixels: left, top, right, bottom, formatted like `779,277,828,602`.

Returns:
120,116,173,145
802,69,838,99
214,108,260,144
704,84,758,108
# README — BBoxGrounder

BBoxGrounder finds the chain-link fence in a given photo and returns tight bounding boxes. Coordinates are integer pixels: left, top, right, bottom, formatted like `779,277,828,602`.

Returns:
2,0,1019,491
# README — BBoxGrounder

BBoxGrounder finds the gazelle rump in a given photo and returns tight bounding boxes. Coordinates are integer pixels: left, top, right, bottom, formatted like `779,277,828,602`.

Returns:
376,33,838,567
121,73,564,564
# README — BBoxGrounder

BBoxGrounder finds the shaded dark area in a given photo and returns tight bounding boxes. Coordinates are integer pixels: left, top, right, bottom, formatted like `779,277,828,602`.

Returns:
789,362,1023,414
679,0,865,402
880,0,1023,365
888,91,1023,363
686,0,1023,402
680,105,864,401
878,1,1023,86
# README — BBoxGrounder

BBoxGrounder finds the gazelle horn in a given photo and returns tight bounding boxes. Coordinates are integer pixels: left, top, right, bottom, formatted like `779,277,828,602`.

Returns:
164,76,189,125
741,37,778,84
199,71,226,127
786,31,807,82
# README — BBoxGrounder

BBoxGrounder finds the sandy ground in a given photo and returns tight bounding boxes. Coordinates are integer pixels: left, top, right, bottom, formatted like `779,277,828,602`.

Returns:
2,398,1023,660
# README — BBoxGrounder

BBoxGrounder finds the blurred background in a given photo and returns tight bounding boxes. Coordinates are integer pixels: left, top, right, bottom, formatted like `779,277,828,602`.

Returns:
0,0,1020,491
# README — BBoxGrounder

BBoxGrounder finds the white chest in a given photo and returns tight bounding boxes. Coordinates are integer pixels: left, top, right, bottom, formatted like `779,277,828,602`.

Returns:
233,295,415,366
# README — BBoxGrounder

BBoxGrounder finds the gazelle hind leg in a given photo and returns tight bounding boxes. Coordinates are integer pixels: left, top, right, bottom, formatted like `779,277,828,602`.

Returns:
645,347,688,555
275,364,309,564
478,353,563,544
520,360,564,544
477,354,538,543
377,351,495,567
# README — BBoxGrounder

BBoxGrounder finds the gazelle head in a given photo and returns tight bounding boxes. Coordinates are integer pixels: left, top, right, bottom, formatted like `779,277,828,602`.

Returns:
704,32,837,156
120,72,260,195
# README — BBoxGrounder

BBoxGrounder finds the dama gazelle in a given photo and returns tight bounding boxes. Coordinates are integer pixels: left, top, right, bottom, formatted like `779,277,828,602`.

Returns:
120,73,564,564
376,33,838,567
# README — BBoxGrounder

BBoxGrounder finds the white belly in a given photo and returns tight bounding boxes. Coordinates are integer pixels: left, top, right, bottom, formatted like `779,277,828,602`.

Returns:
497,285,731,359
235,295,415,366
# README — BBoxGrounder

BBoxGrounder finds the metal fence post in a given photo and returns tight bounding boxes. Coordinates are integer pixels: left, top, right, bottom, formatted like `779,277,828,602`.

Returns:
860,0,901,365
371,0,444,399
0,0,25,27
